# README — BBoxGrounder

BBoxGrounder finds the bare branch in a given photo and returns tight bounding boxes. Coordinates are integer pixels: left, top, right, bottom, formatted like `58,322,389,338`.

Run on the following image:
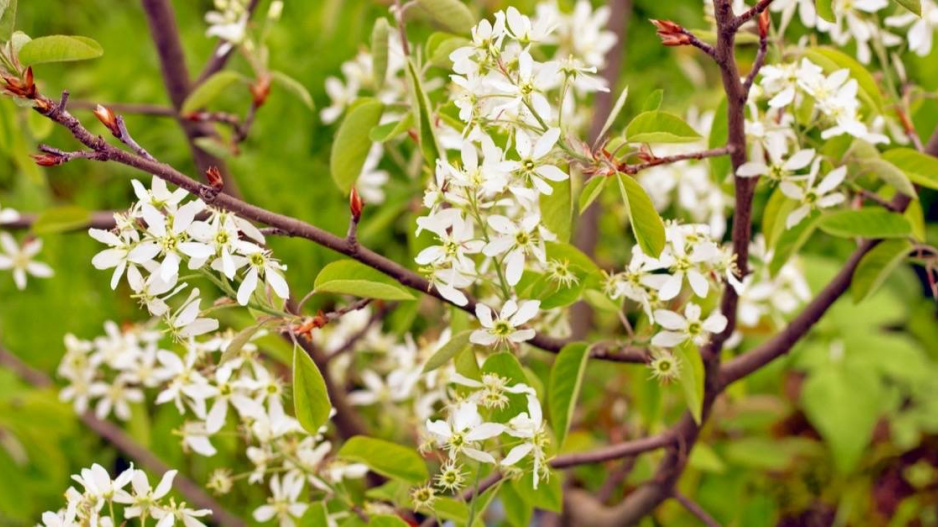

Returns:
674,491,722,527
620,145,735,175
734,0,775,29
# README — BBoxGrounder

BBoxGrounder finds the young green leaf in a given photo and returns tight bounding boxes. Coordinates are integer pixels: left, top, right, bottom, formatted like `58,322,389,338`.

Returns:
0,0,17,41
578,176,606,213
851,158,916,197
642,89,663,112
674,342,704,424
851,239,912,303
510,470,563,512
816,0,834,22
539,177,572,242
369,113,415,142
595,86,628,145
314,259,415,300
330,98,385,194
405,59,442,165
422,330,473,373
895,0,922,15
617,173,666,257
426,33,470,68
882,147,938,190
548,342,589,448
762,185,796,248
18,35,102,65
338,436,429,483
817,208,913,239
270,71,314,110
181,71,246,114
31,206,91,235
625,110,701,144
293,345,332,435
220,320,274,365
769,211,819,276
371,18,391,90
416,0,476,35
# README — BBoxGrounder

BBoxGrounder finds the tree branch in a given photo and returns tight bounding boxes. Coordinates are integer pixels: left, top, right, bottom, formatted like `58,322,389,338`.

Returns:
0,345,244,527
674,491,722,527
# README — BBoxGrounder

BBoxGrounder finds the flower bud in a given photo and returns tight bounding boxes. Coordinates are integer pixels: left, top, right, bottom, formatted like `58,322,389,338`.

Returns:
31,152,65,167
349,188,364,222
93,105,121,137
758,9,770,39
2,67,37,99
250,74,272,107
650,19,691,47
206,166,225,190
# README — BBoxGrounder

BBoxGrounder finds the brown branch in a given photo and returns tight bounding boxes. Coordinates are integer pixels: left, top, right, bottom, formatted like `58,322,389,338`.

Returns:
551,431,674,468
588,342,650,363
619,146,735,175
742,23,769,96
734,0,775,28
674,491,722,527
0,345,245,527
70,100,177,117
2,211,118,231
140,0,242,197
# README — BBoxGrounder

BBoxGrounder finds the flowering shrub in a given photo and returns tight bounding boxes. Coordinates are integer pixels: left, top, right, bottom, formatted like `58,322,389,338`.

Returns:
1,0,938,525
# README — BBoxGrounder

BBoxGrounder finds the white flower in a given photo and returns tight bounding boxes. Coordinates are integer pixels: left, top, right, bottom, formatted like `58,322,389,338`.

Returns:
415,209,484,273
88,377,143,421
0,200,19,224
356,144,389,204
89,224,140,289
426,401,505,463
114,469,176,519
886,0,938,56
133,202,213,282
651,303,728,348
501,391,549,489
737,145,816,183
189,211,255,279
780,163,847,228
510,128,569,199
131,179,187,211
471,300,539,346
771,0,818,29
483,214,552,286
505,6,554,46
321,76,360,124
179,421,217,457
70,463,134,501
0,233,53,290
39,503,77,527
164,288,219,340
235,246,290,306
252,473,308,527
493,51,560,121
153,500,211,527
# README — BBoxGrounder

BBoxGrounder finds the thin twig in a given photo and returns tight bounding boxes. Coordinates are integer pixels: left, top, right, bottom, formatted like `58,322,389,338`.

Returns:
734,0,775,28
620,145,735,175
674,491,722,527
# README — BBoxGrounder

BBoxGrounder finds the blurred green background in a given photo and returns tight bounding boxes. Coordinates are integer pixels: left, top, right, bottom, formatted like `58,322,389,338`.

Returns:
1,0,938,526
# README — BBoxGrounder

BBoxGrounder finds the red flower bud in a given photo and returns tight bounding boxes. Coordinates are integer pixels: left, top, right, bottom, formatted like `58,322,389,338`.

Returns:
651,19,692,47
250,74,272,107
349,188,364,222
31,152,65,167
93,105,121,137
206,166,225,190
2,67,37,99
758,9,770,38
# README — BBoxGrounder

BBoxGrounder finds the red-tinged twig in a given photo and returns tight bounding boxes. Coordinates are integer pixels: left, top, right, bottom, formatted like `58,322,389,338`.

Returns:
674,491,722,527
0,345,245,527
619,145,735,175
734,0,775,29
588,342,651,364
742,10,770,96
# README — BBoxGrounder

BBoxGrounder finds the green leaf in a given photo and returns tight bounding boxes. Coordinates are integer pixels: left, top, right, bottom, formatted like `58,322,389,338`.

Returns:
617,173,666,257
539,177,572,242
422,330,473,373
330,98,385,194
416,0,475,35
301,502,330,527
642,89,663,112
548,342,589,449
769,211,819,276
31,206,91,235
181,71,246,114
762,185,796,248
314,259,415,300
852,239,912,303
817,208,912,239
500,483,532,527
220,320,274,365
816,0,834,22
802,47,882,110
596,86,628,144
17,35,102,65
625,111,701,144
674,342,704,424
851,158,916,197
369,515,411,527
338,436,429,483
405,59,442,165
369,113,414,143
882,147,938,190
426,32,470,68
271,71,314,110
510,470,563,512
0,0,17,41
895,0,922,15
801,366,883,473
371,19,391,91
578,176,606,213
293,346,332,435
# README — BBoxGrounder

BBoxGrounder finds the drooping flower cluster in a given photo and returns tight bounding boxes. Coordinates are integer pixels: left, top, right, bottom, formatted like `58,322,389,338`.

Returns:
56,322,367,527
421,374,551,493
88,179,289,340
39,463,210,527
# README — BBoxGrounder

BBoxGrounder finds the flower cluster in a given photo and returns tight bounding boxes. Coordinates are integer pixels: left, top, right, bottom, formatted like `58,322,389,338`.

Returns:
88,179,289,340
39,463,209,527
205,0,283,56
421,374,551,493
56,322,367,527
